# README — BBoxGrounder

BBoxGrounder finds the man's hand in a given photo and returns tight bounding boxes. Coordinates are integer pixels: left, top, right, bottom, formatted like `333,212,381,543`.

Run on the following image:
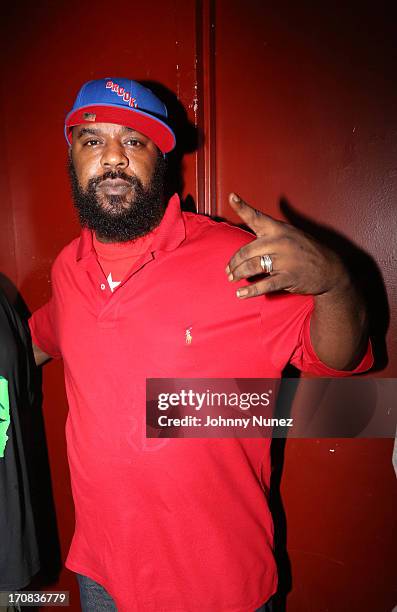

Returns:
225,193,348,298
226,192,369,370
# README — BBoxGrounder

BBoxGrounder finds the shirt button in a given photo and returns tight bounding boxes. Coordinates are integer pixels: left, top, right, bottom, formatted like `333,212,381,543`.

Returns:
100,283,106,291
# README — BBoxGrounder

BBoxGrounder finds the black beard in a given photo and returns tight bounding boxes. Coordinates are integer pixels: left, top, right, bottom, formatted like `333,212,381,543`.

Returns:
68,154,167,242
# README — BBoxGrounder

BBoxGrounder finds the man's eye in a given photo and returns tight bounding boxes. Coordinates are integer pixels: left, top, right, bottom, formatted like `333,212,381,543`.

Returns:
125,139,142,147
84,139,101,146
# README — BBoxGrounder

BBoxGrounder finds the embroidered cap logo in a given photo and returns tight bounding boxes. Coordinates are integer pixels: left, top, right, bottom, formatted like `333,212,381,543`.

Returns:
83,112,96,121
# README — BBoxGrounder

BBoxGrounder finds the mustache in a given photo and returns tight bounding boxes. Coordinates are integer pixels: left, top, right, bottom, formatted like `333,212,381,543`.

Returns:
87,171,142,191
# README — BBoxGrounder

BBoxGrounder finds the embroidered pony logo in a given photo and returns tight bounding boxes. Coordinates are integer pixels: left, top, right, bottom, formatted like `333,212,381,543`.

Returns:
185,327,193,345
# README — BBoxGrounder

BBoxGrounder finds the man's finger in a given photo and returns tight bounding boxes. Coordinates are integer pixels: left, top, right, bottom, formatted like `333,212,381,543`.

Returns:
235,274,286,299
226,237,279,276
228,254,278,282
228,193,280,236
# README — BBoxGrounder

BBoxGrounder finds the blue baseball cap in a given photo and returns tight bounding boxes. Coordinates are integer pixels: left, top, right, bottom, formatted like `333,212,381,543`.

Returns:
65,78,176,153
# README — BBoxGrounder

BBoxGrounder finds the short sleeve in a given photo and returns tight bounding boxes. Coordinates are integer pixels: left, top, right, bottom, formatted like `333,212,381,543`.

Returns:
290,301,373,376
29,298,62,359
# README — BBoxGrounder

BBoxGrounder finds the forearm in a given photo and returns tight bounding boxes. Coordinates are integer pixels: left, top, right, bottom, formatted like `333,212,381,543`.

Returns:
311,276,369,370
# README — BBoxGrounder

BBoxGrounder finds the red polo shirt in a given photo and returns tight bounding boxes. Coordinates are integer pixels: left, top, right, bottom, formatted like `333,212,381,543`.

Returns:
29,194,372,612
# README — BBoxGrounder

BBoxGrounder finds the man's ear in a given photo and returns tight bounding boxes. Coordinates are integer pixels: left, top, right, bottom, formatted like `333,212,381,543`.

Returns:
69,125,77,146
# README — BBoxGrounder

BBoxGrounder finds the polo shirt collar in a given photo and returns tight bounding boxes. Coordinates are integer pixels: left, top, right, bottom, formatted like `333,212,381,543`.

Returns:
76,193,186,262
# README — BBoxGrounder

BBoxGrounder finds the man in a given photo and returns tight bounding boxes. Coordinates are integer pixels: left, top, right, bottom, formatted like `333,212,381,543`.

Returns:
0,288,40,608
29,78,372,612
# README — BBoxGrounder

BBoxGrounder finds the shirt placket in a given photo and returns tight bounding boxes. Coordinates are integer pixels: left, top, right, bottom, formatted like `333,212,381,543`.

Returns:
83,249,156,328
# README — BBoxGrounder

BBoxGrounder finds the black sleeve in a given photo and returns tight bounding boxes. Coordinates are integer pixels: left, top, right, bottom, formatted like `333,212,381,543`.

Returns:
0,289,40,589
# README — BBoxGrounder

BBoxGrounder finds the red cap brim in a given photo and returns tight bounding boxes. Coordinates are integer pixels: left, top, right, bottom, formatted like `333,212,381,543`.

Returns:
65,104,176,153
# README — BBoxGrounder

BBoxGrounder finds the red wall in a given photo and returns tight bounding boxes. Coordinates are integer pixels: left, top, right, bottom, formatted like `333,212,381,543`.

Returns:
1,2,396,610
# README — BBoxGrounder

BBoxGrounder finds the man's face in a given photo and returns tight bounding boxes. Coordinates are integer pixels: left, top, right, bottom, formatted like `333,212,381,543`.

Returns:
69,122,167,242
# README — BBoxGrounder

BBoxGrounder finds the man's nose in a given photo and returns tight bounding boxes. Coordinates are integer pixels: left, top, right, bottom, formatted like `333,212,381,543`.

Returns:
101,142,128,171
